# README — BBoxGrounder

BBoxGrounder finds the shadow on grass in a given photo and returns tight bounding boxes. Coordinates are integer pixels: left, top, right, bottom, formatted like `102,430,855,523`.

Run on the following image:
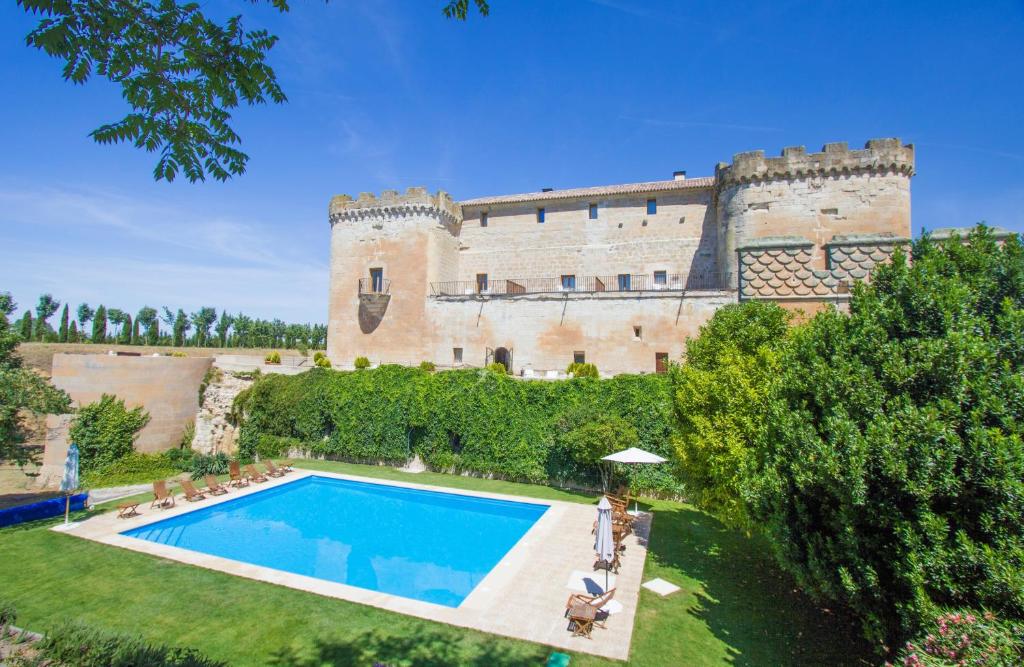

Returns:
648,507,875,667
268,627,548,667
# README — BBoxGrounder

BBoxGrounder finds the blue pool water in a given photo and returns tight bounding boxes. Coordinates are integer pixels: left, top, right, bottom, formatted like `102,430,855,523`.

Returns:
122,476,548,607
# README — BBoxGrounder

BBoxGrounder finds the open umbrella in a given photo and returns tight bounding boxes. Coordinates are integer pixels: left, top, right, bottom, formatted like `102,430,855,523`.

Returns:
60,443,80,525
601,447,667,514
594,496,615,592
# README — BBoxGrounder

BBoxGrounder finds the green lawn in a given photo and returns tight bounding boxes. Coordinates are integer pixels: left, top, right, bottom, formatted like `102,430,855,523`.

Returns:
0,460,873,666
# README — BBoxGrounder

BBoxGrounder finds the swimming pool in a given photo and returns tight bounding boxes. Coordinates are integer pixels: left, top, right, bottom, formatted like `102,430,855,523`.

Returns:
122,475,549,607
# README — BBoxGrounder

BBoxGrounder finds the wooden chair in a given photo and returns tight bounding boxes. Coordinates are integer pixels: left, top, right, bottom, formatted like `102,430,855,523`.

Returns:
150,480,175,509
565,588,615,632
228,461,250,488
264,460,287,477
203,475,229,496
567,602,597,638
117,502,140,518
244,464,268,483
180,479,207,502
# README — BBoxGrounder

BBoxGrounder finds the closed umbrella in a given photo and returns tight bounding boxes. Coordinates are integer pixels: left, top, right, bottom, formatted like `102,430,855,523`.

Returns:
60,444,80,525
601,447,667,514
594,496,615,592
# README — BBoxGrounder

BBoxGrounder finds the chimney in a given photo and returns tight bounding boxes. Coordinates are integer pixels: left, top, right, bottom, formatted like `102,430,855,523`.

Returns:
673,170,687,181
541,187,554,192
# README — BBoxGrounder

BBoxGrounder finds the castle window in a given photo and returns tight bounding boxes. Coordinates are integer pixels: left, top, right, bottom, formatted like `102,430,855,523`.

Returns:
561,274,576,290
655,352,669,373
537,208,545,223
480,212,488,227
633,326,642,340
589,203,598,220
647,198,657,215
476,273,488,293
453,347,463,364
653,270,667,287
574,351,586,364
370,267,384,293
617,274,631,291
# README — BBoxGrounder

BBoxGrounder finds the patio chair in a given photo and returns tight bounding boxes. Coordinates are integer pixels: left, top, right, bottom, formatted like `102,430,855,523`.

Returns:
203,475,229,496
228,461,250,488
244,464,268,483
565,588,616,630
150,480,175,509
181,479,207,502
264,460,287,477
279,460,294,472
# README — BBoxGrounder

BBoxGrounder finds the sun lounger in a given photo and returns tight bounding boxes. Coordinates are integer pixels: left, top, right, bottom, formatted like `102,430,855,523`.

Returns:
263,460,287,477
203,475,229,495
181,479,207,502
244,464,268,483
228,461,250,488
150,480,175,509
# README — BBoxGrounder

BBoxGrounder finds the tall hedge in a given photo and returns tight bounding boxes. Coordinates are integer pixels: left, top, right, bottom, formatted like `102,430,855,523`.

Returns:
233,366,680,494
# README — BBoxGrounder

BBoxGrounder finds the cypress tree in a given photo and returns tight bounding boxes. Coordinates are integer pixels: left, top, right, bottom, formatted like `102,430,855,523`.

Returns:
58,304,69,343
131,317,140,345
92,305,107,343
119,314,133,344
69,320,78,342
19,311,32,340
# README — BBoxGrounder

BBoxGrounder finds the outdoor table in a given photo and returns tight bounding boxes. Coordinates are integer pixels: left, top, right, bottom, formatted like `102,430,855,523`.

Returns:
568,602,596,638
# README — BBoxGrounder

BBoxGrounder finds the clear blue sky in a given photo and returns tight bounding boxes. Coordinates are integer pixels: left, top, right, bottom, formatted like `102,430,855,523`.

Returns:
1,1,1021,324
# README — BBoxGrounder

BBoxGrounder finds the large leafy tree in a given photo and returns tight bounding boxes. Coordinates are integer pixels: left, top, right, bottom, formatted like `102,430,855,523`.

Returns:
17,0,490,182
76,303,94,329
136,306,159,345
0,292,71,462
190,307,217,347
32,293,60,341
747,226,1024,647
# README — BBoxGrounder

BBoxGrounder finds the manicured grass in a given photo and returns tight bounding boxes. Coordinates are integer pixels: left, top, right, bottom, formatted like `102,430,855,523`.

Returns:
0,460,873,666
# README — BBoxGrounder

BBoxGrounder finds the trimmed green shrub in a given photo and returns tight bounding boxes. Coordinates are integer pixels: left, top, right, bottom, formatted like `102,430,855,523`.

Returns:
315,356,331,368
566,362,598,378
38,621,226,667
233,366,681,494
70,394,150,472
485,362,507,374
264,351,281,364
418,360,436,372
81,451,178,488
354,356,370,370
893,609,1024,666
313,351,326,363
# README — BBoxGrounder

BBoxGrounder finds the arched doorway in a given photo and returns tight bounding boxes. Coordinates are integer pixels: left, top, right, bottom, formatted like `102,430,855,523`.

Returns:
494,346,512,373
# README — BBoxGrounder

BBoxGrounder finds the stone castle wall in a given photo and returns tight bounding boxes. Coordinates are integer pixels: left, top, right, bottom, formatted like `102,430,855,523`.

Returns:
326,138,914,374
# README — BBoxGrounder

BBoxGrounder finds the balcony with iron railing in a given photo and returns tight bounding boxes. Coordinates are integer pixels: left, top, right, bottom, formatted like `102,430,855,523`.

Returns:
430,271,725,297
358,278,391,295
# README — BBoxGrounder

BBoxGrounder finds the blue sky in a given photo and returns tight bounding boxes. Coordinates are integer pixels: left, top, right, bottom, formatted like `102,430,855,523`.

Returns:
1,1,1022,324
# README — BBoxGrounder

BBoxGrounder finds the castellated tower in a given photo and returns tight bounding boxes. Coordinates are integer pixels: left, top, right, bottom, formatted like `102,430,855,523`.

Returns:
716,138,914,308
327,188,462,366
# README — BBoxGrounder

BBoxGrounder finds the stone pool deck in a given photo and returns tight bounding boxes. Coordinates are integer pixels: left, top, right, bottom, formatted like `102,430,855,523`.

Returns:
55,468,650,661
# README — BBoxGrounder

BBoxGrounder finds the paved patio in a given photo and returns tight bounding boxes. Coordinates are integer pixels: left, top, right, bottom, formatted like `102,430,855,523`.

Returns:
57,468,650,661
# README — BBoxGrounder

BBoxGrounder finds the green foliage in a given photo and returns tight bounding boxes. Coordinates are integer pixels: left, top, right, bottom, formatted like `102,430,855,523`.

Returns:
163,446,195,471
566,361,598,378
188,452,229,480
58,303,69,342
0,302,70,462
198,367,222,405
418,360,436,372
81,451,178,488
137,306,159,345
234,366,680,493
264,351,281,364
745,226,1024,647
0,598,16,630
91,304,107,343
76,303,94,327
70,394,150,472
33,293,60,341
19,310,32,340
443,0,490,19
558,413,638,491
314,356,331,368
191,307,217,346
313,351,326,363
671,301,791,526
37,620,226,667
119,313,133,345
893,610,1024,667
354,356,370,370
485,362,507,374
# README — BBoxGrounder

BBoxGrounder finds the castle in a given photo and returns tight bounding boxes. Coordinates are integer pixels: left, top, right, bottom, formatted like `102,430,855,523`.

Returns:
326,138,914,376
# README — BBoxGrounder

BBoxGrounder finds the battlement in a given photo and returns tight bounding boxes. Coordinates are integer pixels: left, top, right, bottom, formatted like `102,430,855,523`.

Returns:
329,187,462,226
715,138,914,187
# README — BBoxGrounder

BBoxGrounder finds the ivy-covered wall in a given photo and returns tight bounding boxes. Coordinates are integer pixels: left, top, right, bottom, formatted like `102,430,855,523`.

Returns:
233,366,681,495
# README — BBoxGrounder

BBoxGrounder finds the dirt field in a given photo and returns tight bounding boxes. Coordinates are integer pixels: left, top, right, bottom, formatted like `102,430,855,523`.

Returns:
16,342,307,376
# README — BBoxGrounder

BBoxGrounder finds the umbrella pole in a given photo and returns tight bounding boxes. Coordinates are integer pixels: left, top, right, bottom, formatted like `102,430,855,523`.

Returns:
64,493,70,525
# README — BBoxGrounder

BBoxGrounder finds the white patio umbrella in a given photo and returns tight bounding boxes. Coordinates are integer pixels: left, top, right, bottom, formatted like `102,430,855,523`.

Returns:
59,443,80,525
601,447,667,514
594,496,615,592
